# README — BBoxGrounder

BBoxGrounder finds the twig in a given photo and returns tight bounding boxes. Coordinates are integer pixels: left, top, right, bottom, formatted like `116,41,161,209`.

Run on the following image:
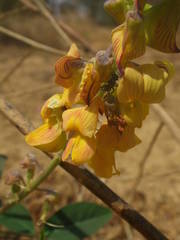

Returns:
0,6,27,20
0,26,66,55
32,0,72,48
4,83,56,98
0,51,32,85
19,0,38,11
32,0,96,53
131,122,164,198
152,104,180,143
0,153,61,214
0,95,169,240
58,20,97,54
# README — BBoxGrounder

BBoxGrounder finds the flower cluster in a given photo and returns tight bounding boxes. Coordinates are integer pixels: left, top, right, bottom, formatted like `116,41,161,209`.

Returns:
26,0,179,178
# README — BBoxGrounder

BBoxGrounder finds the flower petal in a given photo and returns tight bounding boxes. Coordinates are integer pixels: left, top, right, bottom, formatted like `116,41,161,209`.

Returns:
144,0,180,53
67,43,80,57
80,63,100,104
89,125,118,178
55,56,83,88
119,101,149,128
117,65,144,103
96,124,119,150
41,94,65,120
88,149,115,178
61,75,82,107
62,104,98,138
112,14,146,68
104,0,131,24
71,135,96,164
62,136,76,161
25,122,66,152
117,126,141,152
140,63,170,103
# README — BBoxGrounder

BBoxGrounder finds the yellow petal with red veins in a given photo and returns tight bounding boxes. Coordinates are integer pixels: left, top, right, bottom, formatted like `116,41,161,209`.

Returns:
55,56,83,88
25,122,66,152
144,0,180,53
104,0,129,24
71,135,96,164
119,101,149,128
41,94,65,120
140,63,170,103
62,136,76,161
62,104,98,138
112,14,146,68
117,66,144,103
80,63,100,104
67,43,80,58
61,76,82,107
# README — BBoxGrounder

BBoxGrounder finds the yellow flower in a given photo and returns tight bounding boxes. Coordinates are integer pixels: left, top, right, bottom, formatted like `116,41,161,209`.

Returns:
104,0,129,24
55,45,108,108
55,44,83,88
112,13,146,69
119,101,149,128
25,94,67,152
41,93,65,120
55,44,84,107
62,101,99,138
79,62,101,105
25,120,66,152
144,0,180,53
117,61,173,104
89,124,140,178
62,134,96,165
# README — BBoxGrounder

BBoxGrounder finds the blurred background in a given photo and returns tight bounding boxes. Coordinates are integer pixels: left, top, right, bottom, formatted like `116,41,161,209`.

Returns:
0,0,180,239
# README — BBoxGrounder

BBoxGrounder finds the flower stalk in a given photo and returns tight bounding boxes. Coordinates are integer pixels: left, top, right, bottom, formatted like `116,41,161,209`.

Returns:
0,153,62,214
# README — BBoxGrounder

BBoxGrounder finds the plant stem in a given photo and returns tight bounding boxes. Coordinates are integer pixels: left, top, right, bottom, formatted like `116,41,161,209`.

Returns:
0,153,61,214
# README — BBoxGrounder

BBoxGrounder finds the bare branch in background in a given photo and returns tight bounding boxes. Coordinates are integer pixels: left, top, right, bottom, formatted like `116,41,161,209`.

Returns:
131,121,164,197
0,25,66,55
0,6,27,20
58,19,97,54
19,0,37,11
0,51,32,85
0,95,169,240
152,105,180,143
31,0,72,48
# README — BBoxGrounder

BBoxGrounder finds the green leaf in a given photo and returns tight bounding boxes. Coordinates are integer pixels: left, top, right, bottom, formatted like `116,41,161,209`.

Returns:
0,204,34,235
0,154,7,177
144,0,180,53
45,202,112,240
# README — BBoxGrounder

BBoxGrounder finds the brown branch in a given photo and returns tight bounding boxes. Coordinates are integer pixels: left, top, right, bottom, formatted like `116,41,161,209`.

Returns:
31,0,72,48
0,51,32,85
152,104,180,143
131,121,164,197
19,0,38,11
0,6,27,20
0,95,169,240
31,0,96,53
0,26,66,55
58,20,97,54
4,83,56,98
